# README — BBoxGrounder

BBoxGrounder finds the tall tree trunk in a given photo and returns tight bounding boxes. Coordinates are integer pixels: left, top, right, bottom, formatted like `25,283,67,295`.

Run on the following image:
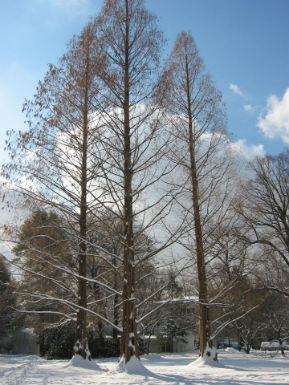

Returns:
185,54,211,357
119,0,139,363
74,48,91,361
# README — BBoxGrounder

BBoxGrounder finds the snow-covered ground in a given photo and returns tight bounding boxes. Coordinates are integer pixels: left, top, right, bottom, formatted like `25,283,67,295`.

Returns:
1,350,288,385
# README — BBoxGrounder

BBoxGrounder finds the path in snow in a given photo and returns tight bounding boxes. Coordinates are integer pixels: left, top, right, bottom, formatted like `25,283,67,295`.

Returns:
0,350,288,385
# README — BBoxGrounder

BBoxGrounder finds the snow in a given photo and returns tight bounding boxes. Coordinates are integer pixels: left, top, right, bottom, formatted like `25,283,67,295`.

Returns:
0,350,288,385
115,355,153,375
187,345,219,368
225,347,241,353
68,354,102,370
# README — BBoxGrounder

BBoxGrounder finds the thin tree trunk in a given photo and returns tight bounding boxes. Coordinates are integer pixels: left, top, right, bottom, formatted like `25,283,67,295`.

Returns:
120,0,139,363
74,46,90,361
185,54,211,357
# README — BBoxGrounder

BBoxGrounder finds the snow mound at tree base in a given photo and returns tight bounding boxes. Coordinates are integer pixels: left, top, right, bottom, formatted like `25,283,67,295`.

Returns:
68,354,102,370
187,355,220,368
187,346,219,368
115,355,152,375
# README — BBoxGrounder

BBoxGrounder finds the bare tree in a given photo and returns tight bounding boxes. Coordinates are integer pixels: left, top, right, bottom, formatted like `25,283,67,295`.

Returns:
91,0,181,365
238,150,289,290
159,31,228,358
3,21,105,360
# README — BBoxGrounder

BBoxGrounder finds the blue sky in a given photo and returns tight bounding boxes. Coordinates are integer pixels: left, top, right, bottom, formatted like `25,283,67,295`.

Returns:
0,0,288,166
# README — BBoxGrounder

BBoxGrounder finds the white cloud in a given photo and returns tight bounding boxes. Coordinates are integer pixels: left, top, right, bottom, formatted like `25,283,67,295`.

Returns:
229,83,244,97
244,104,253,112
230,139,265,161
257,88,289,145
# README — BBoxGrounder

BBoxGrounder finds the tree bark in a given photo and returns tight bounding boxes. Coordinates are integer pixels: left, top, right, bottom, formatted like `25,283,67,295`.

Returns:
74,43,90,361
119,0,139,363
185,54,211,357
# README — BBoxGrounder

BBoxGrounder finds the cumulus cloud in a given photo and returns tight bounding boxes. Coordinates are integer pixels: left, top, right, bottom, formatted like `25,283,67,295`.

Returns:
230,139,265,161
257,88,289,145
229,83,244,97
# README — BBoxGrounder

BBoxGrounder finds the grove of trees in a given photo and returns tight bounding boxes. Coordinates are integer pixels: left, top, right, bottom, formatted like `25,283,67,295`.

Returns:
1,0,288,368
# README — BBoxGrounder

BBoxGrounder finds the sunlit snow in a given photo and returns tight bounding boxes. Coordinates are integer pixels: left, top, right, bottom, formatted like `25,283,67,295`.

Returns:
0,350,288,385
